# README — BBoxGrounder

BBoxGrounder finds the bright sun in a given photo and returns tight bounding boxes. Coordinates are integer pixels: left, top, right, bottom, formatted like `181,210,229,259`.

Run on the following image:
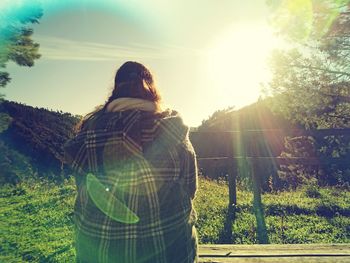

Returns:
203,24,280,110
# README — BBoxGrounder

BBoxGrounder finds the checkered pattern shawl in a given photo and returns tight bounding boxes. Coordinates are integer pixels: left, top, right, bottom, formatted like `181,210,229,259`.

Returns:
64,109,198,263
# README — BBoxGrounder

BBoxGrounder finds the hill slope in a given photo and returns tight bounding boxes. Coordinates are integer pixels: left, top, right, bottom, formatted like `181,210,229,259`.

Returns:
0,100,79,183
1,99,293,184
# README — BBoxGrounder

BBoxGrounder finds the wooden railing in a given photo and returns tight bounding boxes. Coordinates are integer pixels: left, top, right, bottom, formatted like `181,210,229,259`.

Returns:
190,128,350,244
198,243,350,262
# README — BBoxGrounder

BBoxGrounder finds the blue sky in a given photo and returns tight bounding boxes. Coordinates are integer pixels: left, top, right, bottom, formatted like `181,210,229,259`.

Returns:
2,0,278,126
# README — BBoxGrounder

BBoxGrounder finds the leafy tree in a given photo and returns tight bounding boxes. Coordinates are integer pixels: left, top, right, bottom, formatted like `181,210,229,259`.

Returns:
0,2,42,133
266,0,350,128
0,2,43,87
266,0,350,186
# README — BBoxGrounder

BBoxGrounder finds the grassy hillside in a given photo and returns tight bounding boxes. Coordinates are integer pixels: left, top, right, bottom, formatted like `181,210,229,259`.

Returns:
1,177,349,262
0,100,79,184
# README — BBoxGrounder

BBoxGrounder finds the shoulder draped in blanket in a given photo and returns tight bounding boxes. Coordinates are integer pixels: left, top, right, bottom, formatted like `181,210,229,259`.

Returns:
64,98,198,263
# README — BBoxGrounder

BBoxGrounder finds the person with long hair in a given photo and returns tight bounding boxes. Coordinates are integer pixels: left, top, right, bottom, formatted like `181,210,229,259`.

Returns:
64,61,198,263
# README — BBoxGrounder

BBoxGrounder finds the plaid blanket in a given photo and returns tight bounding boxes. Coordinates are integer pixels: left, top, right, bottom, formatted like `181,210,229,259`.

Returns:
64,109,198,263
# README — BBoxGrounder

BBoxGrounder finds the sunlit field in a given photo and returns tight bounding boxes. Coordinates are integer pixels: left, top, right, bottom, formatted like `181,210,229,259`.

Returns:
1,177,349,262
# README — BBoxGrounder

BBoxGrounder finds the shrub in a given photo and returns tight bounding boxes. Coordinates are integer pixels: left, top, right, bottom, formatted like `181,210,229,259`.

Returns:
304,183,321,198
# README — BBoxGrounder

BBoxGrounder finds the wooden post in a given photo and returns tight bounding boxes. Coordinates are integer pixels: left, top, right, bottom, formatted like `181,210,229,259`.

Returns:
227,132,237,214
221,132,237,243
249,133,269,244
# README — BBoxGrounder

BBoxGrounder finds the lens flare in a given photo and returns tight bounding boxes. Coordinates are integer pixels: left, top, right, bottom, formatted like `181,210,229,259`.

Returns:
86,173,140,224
272,0,344,41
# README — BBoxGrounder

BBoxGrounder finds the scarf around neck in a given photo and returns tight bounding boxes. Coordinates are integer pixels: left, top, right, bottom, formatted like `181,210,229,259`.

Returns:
106,98,162,113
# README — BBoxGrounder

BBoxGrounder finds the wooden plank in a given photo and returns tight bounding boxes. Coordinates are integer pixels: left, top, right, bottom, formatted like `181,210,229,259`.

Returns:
199,256,350,263
198,244,350,262
198,244,350,256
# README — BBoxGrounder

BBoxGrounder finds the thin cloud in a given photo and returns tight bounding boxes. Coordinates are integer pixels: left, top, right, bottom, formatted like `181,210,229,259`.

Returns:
35,35,201,61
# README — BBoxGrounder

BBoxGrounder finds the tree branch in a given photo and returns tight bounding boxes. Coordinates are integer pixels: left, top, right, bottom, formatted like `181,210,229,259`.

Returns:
289,64,350,77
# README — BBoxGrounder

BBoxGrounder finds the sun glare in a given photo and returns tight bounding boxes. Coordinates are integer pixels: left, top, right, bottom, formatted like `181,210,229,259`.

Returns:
203,24,280,109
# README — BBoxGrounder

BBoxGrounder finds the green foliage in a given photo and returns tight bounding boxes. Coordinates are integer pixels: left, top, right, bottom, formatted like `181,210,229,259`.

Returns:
0,112,12,133
0,72,10,87
267,0,349,42
267,47,350,129
265,1,350,188
318,135,350,185
0,2,43,87
0,141,33,184
304,183,322,198
278,136,319,188
277,133,350,187
266,0,350,128
232,213,258,244
197,100,294,132
199,106,235,131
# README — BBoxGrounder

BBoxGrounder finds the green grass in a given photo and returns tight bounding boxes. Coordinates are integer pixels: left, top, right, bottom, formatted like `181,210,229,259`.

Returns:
1,177,349,262
0,178,76,262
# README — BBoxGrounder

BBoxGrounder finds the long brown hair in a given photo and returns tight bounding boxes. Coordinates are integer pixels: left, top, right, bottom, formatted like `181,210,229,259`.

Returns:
76,61,162,132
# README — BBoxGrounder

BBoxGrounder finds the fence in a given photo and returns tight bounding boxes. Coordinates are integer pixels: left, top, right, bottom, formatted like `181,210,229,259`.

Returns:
190,128,350,244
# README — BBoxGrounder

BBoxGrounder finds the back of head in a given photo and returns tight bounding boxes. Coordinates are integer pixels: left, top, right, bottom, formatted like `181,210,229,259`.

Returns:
112,61,161,103
76,61,162,132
